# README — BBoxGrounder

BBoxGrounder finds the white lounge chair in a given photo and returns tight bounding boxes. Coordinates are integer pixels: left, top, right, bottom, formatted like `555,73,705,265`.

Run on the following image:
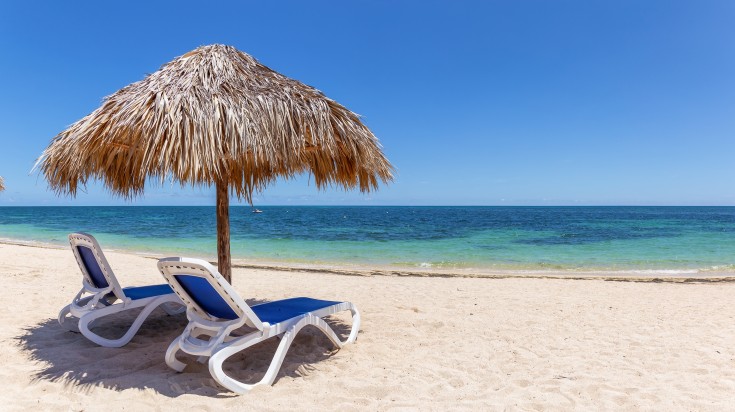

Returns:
58,233,184,347
156,257,361,394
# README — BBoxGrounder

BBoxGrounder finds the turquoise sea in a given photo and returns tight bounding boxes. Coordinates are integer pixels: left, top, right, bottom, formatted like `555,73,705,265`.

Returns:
1,206,734,275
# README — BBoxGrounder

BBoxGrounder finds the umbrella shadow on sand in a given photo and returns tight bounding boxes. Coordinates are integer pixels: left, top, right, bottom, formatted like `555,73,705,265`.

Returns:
16,299,357,397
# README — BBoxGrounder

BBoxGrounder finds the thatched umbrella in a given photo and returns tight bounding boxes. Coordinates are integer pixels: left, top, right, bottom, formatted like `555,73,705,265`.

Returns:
36,44,393,282
0,176,5,192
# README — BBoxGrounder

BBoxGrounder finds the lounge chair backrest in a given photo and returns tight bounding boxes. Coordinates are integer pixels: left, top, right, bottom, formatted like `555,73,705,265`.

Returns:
68,233,125,299
157,257,264,330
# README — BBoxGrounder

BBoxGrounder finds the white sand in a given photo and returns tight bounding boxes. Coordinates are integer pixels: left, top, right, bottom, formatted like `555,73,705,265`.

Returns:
1,242,734,411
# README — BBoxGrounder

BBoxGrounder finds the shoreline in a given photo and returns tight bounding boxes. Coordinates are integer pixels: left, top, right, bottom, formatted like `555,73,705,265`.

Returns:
3,237,734,283
2,240,734,409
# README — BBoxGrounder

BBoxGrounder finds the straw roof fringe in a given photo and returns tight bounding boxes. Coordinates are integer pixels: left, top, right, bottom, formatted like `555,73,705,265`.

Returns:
35,44,393,201
0,176,4,192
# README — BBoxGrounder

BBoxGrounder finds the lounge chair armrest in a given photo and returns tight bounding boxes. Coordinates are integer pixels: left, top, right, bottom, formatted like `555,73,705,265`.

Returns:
211,319,250,350
80,279,115,309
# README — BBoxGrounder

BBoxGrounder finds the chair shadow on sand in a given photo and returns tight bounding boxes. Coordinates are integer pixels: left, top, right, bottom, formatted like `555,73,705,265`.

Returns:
16,298,357,397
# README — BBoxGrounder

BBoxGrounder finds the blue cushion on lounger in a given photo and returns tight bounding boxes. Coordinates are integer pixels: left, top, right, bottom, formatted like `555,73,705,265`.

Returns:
122,284,174,300
77,245,109,288
251,297,342,324
174,275,239,320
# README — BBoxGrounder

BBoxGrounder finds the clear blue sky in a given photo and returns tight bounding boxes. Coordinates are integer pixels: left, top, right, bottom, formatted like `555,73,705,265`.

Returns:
1,1,733,206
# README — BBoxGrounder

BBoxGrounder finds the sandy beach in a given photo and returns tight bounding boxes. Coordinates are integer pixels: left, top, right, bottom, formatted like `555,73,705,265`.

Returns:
1,242,734,411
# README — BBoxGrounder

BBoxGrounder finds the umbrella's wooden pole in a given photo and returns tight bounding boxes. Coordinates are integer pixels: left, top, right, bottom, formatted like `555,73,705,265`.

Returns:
216,180,232,283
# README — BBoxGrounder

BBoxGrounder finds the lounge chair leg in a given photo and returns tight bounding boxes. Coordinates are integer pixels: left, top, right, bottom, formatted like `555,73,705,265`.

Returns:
166,339,187,372
58,304,80,333
309,305,361,348
207,326,301,394
346,306,361,344
204,308,361,394
260,319,307,386
78,297,165,348
208,354,255,394
311,316,346,348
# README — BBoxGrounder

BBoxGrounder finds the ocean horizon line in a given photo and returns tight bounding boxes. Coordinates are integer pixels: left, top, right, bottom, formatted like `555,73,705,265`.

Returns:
2,204,735,208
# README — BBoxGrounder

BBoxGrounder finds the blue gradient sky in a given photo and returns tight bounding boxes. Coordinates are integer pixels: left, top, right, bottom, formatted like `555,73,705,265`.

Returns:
1,1,733,206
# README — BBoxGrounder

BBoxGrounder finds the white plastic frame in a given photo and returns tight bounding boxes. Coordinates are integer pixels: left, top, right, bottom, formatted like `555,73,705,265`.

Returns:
157,257,361,394
58,233,184,347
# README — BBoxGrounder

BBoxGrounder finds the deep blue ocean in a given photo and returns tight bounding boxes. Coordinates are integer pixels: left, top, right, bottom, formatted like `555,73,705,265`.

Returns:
1,206,734,274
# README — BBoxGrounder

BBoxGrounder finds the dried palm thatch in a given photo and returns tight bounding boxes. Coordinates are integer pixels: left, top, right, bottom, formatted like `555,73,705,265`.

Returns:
36,44,393,281
37,44,393,200
0,176,4,192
